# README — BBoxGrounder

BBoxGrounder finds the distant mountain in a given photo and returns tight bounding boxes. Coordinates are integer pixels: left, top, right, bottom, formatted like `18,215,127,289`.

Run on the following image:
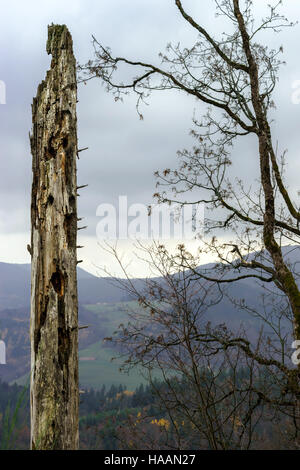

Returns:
0,263,134,309
1,245,298,309
0,262,141,383
0,263,30,309
0,302,111,383
0,245,298,386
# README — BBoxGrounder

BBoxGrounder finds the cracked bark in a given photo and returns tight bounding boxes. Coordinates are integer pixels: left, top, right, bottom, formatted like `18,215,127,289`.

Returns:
29,24,79,450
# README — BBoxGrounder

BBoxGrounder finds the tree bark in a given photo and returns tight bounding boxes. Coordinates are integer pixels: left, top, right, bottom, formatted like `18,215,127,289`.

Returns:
29,24,79,450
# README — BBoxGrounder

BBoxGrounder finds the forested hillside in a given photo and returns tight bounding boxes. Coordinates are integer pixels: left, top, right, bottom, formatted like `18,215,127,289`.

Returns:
0,376,293,450
1,247,298,387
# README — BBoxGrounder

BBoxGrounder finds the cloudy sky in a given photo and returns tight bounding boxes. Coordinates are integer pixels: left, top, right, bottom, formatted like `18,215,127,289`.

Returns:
0,0,300,277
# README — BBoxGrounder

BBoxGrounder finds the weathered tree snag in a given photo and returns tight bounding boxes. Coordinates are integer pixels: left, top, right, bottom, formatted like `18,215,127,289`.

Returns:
29,24,79,450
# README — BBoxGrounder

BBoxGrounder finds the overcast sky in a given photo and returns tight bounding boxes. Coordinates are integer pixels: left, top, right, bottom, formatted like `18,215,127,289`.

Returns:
0,0,300,277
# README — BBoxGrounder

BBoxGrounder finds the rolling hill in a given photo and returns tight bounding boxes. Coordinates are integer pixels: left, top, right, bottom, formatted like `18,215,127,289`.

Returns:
0,245,298,388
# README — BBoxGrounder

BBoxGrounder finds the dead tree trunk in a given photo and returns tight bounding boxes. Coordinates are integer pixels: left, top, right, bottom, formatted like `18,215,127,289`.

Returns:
29,24,79,450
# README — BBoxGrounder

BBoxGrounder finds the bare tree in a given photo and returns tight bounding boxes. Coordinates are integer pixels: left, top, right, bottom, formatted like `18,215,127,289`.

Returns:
79,0,300,447
30,24,79,450
100,243,297,449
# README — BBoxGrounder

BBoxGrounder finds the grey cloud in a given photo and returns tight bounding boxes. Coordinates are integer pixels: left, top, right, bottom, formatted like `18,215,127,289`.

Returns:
0,0,300,260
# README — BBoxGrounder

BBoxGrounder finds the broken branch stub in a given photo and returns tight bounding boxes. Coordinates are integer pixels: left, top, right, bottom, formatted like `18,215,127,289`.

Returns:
30,24,79,450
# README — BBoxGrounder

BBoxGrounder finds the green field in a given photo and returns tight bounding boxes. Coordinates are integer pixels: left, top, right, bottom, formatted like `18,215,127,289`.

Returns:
79,301,149,389
14,301,150,390
84,300,139,333
78,341,147,390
